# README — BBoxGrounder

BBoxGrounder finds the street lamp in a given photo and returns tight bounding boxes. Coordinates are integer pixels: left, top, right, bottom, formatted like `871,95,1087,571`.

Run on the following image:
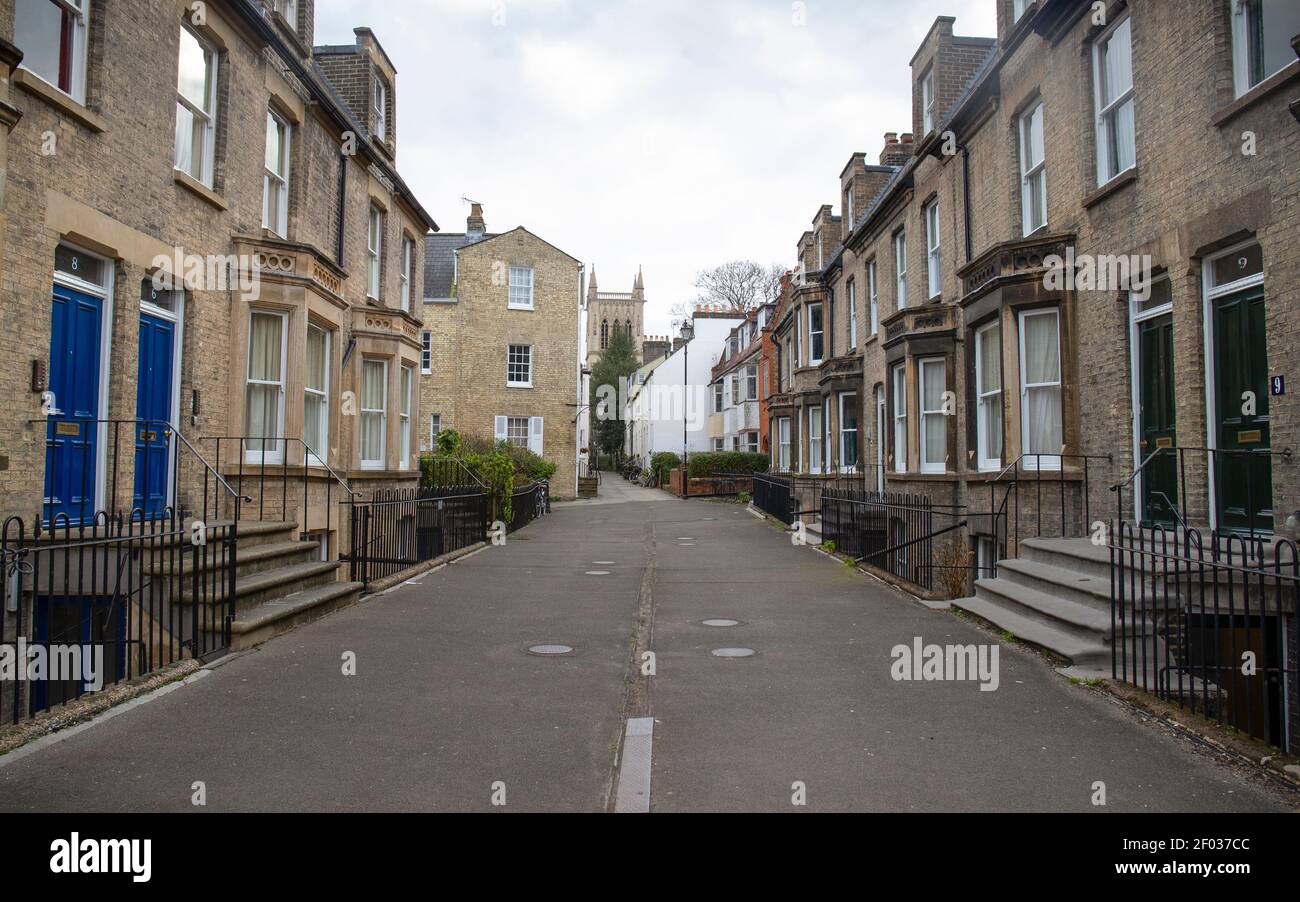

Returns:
679,318,695,497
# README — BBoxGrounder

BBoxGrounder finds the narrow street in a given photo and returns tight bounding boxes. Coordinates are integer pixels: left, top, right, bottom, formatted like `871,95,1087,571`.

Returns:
0,481,1289,813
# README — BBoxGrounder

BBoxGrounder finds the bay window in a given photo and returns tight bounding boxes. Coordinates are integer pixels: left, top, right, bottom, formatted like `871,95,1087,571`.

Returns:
1019,309,1063,470
919,358,947,473
16,0,89,103
304,324,329,462
777,417,791,471
839,393,859,471
400,365,413,469
175,22,218,187
246,311,286,463
360,359,388,469
1092,14,1135,185
808,302,824,366
847,278,858,350
808,406,823,474
975,321,1003,472
892,364,907,473
400,235,414,313
1020,102,1046,235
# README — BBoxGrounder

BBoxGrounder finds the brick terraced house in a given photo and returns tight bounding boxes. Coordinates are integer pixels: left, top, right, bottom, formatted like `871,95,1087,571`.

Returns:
758,1,1300,747
0,0,436,698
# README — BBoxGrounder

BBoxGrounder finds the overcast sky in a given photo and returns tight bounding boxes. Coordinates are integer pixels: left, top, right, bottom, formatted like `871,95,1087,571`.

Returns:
316,0,997,335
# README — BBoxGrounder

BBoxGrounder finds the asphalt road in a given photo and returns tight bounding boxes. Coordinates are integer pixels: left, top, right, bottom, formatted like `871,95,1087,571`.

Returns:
0,477,1290,812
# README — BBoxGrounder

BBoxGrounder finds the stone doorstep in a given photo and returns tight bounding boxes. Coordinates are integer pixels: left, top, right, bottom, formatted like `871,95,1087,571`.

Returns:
230,580,363,651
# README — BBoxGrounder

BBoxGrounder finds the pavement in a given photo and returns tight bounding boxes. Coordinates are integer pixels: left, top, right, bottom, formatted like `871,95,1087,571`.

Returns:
0,476,1291,812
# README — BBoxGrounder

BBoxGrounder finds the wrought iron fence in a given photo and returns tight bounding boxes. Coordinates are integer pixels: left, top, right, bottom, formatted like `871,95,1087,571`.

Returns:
509,482,550,533
343,488,490,590
821,490,972,594
751,473,794,525
1,509,235,724
1110,521,1300,752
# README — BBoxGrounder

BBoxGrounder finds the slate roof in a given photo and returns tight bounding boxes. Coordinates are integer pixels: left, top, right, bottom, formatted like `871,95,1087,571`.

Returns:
424,232,494,299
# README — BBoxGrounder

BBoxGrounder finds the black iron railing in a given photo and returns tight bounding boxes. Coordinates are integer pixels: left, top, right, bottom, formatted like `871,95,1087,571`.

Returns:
985,452,1113,557
208,436,358,535
509,481,550,533
343,488,490,590
1,508,236,724
751,473,794,525
1109,521,1299,753
821,490,976,593
1111,446,1291,539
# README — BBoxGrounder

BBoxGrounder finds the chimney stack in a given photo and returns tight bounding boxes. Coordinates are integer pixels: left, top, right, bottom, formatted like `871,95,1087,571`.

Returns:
880,131,913,167
467,203,486,238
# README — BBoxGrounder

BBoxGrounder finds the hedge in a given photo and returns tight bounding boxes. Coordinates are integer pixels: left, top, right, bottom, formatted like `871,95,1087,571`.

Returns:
650,451,681,481
686,451,770,478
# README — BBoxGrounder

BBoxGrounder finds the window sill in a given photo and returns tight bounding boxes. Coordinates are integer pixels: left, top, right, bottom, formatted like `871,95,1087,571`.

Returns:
507,305,536,312
1082,167,1137,210
174,170,228,210
1213,59,1300,127
13,70,105,132
507,383,534,390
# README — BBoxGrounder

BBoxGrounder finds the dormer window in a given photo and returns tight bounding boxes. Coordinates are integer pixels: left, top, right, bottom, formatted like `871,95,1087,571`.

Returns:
373,76,388,143
921,67,935,135
1012,0,1030,22
272,0,297,31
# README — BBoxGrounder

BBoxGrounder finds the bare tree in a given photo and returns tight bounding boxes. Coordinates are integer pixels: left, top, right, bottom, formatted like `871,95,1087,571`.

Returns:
670,260,785,324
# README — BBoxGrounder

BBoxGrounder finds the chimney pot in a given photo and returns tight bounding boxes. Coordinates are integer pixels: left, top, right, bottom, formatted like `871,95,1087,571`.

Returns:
884,132,898,145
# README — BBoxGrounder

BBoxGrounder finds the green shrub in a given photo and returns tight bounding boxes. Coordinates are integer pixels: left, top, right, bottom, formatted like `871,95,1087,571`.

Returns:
650,451,681,481
686,451,770,478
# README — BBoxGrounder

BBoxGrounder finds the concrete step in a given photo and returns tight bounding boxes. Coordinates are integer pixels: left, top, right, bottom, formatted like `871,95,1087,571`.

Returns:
972,576,1114,639
184,559,340,612
231,580,363,650
1019,537,1112,581
953,592,1111,671
995,557,1114,613
149,539,321,578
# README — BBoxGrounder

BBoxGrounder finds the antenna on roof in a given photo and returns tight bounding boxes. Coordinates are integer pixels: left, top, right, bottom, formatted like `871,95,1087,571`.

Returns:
462,196,481,206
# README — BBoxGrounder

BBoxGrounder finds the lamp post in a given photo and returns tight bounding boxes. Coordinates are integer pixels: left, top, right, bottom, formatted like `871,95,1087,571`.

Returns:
679,318,695,498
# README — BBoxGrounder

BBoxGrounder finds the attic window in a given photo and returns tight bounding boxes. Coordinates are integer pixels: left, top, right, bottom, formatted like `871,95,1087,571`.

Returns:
272,0,297,31
373,75,388,143
921,67,935,135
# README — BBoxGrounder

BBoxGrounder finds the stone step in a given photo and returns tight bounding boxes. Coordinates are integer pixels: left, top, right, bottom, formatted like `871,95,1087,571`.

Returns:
1019,537,1112,581
995,557,1116,613
953,592,1111,672
183,559,340,612
972,576,1114,639
148,539,321,578
231,580,363,650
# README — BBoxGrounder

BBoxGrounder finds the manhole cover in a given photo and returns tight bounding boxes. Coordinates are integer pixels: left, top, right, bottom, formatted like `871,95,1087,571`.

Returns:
528,644,574,656
586,570,611,575
702,619,740,627
593,561,616,565
711,647,755,658
679,542,696,546
677,537,695,540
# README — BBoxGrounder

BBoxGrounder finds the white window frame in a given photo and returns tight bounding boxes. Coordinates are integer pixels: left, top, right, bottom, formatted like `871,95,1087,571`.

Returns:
508,265,535,310
360,359,388,470
918,357,947,474
1231,0,1300,97
399,365,413,470
921,67,935,135
1018,308,1063,472
845,189,854,230
808,302,824,366
847,277,858,350
839,392,858,473
925,200,941,299
1012,0,1030,21
868,260,879,335
428,414,442,449
273,0,297,30
174,21,218,188
507,343,533,388
263,109,291,238
245,310,288,465
808,406,823,474
746,364,758,402
1019,101,1047,236
892,363,907,474
367,206,383,300
303,323,329,465
777,417,791,471
420,330,432,374
399,235,413,313
373,76,388,143
17,0,90,103
1091,13,1136,186
974,321,1003,472
894,232,908,310
713,381,723,413
874,384,886,491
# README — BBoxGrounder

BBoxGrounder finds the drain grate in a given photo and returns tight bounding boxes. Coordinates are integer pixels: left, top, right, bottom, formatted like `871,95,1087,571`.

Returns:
711,647,755,658
529,644,574,656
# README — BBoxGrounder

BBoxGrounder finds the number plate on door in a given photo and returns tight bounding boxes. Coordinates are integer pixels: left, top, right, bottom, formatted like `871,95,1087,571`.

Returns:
1238,429,1262,444
54,422,80,437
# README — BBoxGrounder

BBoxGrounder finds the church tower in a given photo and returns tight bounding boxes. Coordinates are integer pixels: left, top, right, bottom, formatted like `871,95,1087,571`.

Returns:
586,266,648,368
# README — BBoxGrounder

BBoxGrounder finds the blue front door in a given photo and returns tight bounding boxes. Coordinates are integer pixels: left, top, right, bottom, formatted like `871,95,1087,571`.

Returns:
134,312,176,518
45,284,104,525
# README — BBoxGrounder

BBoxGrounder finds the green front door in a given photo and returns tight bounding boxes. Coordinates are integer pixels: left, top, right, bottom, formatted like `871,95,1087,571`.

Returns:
1138,312,1177,527
1214,286,1273,534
